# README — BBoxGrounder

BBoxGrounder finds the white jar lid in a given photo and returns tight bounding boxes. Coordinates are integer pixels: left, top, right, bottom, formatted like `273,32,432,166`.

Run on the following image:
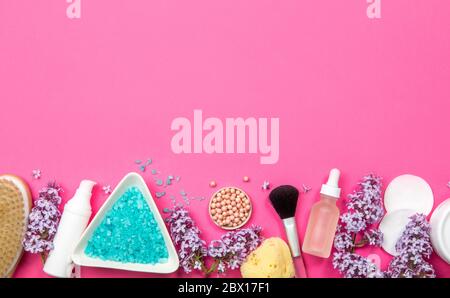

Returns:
384,174,434,216
430,198,450,264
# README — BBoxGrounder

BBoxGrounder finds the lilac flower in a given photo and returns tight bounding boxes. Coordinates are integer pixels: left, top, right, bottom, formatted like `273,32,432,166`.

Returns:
217,261,226,274
334,232,354,252
208,240,227,258
166,206,262,275
333,174,385,278
386,214,435,278
346,174,384,225
394,214,433,258
208,226,262,273
102,185,112,194
31,169,41,180
333,252,383,278
166,206,207,274
22,183,62,257
363,229,383,247
340,212,367,233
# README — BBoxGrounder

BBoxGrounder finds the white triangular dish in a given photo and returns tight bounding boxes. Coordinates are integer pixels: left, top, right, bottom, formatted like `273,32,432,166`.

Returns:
72,172,179,274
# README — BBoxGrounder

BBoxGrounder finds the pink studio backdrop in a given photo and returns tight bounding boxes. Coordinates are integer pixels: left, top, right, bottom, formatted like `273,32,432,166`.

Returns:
1,1,450,278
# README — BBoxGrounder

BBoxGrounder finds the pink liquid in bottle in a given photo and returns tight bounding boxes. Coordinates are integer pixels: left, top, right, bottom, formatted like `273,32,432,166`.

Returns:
302,169,341,258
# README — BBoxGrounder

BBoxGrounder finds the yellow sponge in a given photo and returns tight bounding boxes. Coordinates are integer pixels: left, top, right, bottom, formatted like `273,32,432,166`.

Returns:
0,175,31,277
240,237,295,278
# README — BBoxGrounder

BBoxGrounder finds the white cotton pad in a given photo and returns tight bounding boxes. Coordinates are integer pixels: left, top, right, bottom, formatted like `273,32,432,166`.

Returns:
430,199,450,264
384,174,434,216
379,209,417,256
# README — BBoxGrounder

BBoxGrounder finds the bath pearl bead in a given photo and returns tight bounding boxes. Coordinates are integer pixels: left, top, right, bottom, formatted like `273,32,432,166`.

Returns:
211,203,216,208
218,214,223,220
228,210,233,215
239,193,245,198
234,218,240,223
245,205,251,211
210,181,217,188
221,206,227,211
216,209,222,214
232,207,237,211
229,215,235,220
231,201,236,206
243,176,250,182
211,210,216,215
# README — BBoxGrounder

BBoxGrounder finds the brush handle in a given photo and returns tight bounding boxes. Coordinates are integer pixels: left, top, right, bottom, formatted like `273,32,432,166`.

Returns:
283,217,300,258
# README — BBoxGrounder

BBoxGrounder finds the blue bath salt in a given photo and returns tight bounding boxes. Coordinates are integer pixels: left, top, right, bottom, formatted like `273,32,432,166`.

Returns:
85,187,168,264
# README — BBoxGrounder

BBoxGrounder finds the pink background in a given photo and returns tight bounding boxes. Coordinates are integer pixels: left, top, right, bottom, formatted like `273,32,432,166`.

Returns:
1,1,450,278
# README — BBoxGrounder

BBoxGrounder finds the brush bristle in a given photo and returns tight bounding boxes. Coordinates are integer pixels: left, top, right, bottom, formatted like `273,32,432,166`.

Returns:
269,185,299,219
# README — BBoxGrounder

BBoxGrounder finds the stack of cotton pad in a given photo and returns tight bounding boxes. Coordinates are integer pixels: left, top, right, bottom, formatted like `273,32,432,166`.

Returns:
379,175,434,255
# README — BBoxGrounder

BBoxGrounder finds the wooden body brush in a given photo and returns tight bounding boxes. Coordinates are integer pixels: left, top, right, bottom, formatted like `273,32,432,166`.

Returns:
269,185,307,277
0,175,32,277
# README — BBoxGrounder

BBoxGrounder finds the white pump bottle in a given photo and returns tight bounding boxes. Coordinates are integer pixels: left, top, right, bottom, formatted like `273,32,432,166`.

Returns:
44,180,96,278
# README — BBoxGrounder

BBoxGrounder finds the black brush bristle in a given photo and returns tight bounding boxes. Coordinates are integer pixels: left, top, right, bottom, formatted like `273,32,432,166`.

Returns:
269,185,299,219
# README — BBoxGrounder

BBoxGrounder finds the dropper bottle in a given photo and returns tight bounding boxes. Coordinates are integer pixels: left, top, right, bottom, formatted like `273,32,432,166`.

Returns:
302,169,341,258
44,180,96,277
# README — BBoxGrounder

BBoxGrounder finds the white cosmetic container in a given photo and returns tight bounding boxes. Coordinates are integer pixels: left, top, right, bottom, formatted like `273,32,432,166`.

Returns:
43,180,96,278
430,198,450,264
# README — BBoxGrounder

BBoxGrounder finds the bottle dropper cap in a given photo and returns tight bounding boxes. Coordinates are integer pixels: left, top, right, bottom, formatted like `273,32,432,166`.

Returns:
320,168,341,199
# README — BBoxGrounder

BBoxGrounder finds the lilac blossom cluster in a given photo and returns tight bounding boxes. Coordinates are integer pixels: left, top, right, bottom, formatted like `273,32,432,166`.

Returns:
333,174,384,278
333,252,384,278
333,175,436,278
22,183,62,258
342,174,384,232
208,226,262,273
166,206,262,275
385,214,435,278
166,206,207,273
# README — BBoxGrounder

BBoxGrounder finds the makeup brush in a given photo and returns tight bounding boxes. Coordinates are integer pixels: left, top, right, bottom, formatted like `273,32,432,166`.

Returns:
269,185,300,256
269,185,307,277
